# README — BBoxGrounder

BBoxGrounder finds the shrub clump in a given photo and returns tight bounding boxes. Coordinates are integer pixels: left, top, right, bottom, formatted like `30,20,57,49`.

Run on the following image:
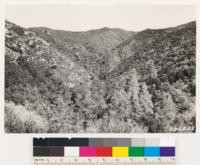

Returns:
5,101,49,133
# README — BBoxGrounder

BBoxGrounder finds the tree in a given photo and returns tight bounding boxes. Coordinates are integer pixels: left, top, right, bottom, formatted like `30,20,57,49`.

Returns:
148,60,158,78
157,92,176,132
139,83,154,115
128,69,141,115
109,87,131,121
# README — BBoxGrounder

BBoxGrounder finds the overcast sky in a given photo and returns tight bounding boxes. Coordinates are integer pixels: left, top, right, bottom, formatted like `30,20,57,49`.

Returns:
6,5,196,31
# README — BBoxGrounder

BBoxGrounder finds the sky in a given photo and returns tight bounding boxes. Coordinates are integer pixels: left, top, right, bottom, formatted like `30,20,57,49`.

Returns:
6,5,196,31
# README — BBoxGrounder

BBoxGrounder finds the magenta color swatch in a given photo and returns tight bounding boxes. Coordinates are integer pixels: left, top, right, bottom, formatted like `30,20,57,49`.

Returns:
80,147,96,157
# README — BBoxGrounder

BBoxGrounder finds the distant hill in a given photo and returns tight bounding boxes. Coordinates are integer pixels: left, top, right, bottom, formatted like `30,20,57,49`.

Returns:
5,20,196,133
30,26,134,79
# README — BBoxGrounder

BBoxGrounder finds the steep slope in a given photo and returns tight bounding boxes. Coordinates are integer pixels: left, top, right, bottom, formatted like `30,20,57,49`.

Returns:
30,27,134,79
110,22,195,85
5,20,92,101
5,21,95,132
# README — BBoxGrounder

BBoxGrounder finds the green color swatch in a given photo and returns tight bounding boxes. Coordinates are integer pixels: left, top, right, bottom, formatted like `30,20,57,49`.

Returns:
129,147,144,157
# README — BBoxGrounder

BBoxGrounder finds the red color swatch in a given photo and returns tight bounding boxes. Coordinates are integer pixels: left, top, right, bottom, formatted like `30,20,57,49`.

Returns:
96,147,112,157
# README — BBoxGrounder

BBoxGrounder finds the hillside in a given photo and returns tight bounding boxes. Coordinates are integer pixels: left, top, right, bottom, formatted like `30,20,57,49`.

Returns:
5,21,94,132
5,20,196,133
30,27,134,80
110,22,195,82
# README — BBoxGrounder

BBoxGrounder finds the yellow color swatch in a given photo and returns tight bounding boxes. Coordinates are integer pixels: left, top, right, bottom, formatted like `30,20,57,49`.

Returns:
112,147,129,157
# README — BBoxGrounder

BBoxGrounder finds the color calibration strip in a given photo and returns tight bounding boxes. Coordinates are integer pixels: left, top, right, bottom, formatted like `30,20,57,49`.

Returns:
33,138,175,157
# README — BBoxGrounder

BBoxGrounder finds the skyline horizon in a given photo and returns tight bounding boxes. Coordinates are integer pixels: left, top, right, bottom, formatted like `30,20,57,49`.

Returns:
6,5,196,32
5,18,196,32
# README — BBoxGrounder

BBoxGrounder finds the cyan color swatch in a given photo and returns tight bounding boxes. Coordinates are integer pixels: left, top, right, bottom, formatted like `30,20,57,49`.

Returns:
144,147,160,157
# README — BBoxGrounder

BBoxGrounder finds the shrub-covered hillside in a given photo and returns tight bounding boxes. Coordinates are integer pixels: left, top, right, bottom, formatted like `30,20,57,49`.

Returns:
5,20,196,133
